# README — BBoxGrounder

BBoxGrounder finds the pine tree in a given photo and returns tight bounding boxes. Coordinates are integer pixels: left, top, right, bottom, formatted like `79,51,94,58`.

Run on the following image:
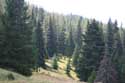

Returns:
112,20,123,61
106,19,114,57
76,20,105,81
72,17,83,67
66,21,75,56
88,71,96,83
72,45,80,67
0,0,34,76
31,6,40,71
94,55,118,83
114,22,123,66
52,54,58,70
35,8,46,68
47,16,57,57
0,14,5,59
114,23,125,83
57,20,66,55
66,58,71,76
76,16,83,48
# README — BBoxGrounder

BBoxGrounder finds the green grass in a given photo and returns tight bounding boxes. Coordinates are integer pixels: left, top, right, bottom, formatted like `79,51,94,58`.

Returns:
44,56,78,80
0,68,53,83
0,68,26,81
0,56,83,83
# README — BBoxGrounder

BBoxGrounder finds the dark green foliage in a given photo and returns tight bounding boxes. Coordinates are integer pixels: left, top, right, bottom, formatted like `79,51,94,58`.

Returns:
76,53,90,81
7,73,15,80
34,8,46,68
31,7,39,68
47,16,57,57
52,54,58,70
66,58,71,76
0,15,5,59
36,21,46,68
0,1,125,82
105,20,124,83
76,20,105,81
66,23,75,56
72,17,83,66
112,21,123,83
117,26,125,83
94,55,118,83
88,71,96,83
72,45,80,67
75,17,83,48
0,0,34,76
57,21,66,55
106,19,115,57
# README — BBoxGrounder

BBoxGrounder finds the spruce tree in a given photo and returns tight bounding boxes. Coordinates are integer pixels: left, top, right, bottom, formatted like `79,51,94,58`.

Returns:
47,16,57,57
66,58,71,76
106,19,114,57
113,22,124,83
52,54,58,70
0,14,5,59
76,16,83,48
94,55,118,83
0,0,34,76
76,20,105,81
88,71,96,83
35,8,46,68
72,45,80,67
72,17,83,67
57,20,66,55
66,21,75,56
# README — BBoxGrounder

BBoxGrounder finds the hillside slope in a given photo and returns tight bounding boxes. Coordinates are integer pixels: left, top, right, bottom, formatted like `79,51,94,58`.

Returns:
0,56,86,83
0,68,85,83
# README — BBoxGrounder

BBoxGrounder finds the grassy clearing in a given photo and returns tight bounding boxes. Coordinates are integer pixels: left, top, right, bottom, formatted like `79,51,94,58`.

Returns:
0,68,26,81
45,56,78,80
0,56,84,83
0,68,53,83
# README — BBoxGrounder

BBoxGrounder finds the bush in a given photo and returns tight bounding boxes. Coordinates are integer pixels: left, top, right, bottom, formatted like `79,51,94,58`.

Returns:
7,73,15,80
52,54,58,70
66,58,71,76
15,64,32,76
88,71,96,83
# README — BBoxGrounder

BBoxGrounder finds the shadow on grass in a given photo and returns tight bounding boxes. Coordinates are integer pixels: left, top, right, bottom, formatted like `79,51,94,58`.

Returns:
66,73,75,80
45,65,58,73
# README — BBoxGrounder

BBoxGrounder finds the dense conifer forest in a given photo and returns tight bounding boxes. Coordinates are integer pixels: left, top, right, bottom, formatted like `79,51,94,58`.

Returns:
0,0,125,83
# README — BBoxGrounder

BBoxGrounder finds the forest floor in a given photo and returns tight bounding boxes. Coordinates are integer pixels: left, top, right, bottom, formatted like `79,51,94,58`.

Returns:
0,56,86,83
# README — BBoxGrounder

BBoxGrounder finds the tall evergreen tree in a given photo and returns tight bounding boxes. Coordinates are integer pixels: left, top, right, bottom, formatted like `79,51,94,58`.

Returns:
113,21,124,83
76,20,105,81
112,21,122,60
0,13,5,59
112,20,122,60
72,17,83,66
52,54,58,70
35,8,46,68
66,58,71,76
66,20,75,56
0,0,34,76
94,55,118,83
57,20,66,55
120,27,125,83
104,20,124,82
72,45,80,67
47,16,57,57
106,19,114,57
75,16,83,48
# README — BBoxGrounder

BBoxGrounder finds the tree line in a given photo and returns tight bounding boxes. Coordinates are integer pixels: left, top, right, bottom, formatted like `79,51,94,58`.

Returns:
0,0,125,83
